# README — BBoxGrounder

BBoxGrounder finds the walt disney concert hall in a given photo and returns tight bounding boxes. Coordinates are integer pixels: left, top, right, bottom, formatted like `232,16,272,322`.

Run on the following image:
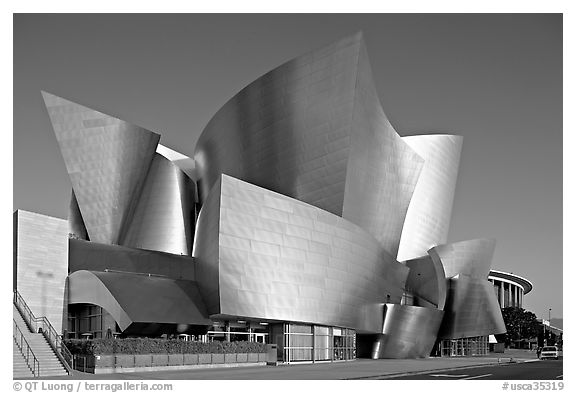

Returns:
14,33,506,363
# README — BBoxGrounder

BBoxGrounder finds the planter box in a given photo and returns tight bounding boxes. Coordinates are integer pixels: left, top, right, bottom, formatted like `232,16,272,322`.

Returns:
168,354,184,366
183,354,199,365
237,353,248,363
134,354,152,367
71,351,264,373
224,353,237,363
248,353,259,363
115,355,135,368
152,354,168,366
95,355,114,368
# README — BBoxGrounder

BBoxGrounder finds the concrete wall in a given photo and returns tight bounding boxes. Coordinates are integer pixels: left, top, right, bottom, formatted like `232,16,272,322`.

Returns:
14,210,69,333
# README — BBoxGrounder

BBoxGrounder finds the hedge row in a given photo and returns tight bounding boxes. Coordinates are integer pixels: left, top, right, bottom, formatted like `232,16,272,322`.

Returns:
64,338,268,355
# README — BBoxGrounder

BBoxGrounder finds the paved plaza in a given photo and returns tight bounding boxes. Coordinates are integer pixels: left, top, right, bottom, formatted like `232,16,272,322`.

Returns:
34,350,543,380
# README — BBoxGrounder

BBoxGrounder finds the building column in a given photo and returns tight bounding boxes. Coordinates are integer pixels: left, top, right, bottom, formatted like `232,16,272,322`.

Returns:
499,281,504,307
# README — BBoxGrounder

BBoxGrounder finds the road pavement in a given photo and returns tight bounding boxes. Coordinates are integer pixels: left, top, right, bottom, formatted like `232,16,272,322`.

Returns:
385,359,563,380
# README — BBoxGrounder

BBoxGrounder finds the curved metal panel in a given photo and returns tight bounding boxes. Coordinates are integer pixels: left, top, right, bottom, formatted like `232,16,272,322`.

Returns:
194,34,423,257
122,153,195,255
403,255,447,310
67,270,132,330
156,144,196,181
68,239,196,281
397,135,463,261
341,42,424,257
67,270,211,332
429,238,496,279
42,91,160,245
192,174,409,332
194,33,361,216
372,304,444,359
191,177,222,315
438,274,506,339
68,190,88,240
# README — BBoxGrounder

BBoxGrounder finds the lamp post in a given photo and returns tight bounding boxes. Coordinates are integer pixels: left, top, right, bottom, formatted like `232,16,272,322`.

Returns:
548,308,552,344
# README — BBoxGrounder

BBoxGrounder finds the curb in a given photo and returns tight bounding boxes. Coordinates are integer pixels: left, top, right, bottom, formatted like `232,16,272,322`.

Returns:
345,358,529,380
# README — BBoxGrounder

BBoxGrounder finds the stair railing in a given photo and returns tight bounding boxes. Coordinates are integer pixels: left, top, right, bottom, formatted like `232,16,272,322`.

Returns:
13,289,73,373
13,319,40,377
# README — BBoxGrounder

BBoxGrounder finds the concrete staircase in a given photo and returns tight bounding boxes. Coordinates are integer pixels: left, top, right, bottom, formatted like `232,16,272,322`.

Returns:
13,340,34,378
13,304,68,377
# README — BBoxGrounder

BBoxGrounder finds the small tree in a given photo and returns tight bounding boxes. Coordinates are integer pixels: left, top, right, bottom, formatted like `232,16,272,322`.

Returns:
497,307,541,347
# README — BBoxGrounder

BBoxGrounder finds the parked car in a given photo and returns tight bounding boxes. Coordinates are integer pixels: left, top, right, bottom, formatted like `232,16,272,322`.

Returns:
539,346,559,360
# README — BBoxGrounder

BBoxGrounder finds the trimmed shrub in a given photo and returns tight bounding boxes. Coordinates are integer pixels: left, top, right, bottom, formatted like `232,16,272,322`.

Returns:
64,338,268,355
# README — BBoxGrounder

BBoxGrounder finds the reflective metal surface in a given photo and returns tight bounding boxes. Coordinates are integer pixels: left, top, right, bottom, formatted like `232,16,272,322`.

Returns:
194,34,360,215
192,174,409,332
194,33,423,256
372,304,444,359
397,135,463,261
122,153,195,255
403,255,447,310
438,274,506,339
429,238,496,279
67,270,211,332
42,91,160,245
68,238,196,281
156,144,196,180
340,42,424,256
68,190,88,240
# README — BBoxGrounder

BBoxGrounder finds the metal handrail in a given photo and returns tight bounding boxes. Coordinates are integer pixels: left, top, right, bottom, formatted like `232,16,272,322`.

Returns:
13,319,40,377
13,290,73,373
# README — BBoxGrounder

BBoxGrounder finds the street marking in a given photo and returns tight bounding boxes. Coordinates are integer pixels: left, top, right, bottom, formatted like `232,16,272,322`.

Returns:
429,374,469,378
556,375,563,379
461,373,492,380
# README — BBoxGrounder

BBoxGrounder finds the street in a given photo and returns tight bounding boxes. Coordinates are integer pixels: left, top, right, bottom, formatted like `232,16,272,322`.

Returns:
385,359,563,380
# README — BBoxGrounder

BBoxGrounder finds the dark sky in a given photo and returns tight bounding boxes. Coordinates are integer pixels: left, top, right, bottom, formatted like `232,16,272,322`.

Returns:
13,14,562,318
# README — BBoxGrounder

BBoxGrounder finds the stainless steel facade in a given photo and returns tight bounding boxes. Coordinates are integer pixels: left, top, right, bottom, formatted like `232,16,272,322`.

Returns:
429,238,496,279
42,91,160,245
340,42,424,257
194,33,423,256
397,135,463,261
429,239,506,339
12,33,514,360
68,239,196,281
122,153,195,255
68,190,88,240
67,270,211,333
439,274,506,339
193,174,409,332
372,304,444,359
403,255,447,310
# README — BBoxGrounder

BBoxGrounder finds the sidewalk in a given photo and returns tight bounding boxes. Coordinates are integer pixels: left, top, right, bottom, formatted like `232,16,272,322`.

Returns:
40,350,538,380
